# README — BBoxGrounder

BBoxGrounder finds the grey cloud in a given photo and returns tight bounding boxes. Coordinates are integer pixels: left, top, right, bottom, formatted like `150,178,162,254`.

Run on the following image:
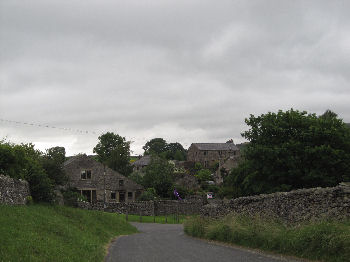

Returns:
1,0,349,155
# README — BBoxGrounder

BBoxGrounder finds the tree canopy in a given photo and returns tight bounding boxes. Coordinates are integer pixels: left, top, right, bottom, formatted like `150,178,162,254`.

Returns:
143,138,187,160
142,156,174,198
143,138,167,155
93,132,132,176
225,109,350,197
42,146,67,185
0,141,55,202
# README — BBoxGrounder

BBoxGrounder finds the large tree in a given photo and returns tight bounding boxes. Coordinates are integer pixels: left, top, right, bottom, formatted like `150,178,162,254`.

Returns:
142,156,174,198
143,138,167,155
225,109,350,197
164,142,187,161
93,132,132,175
42,146,67,185
143,138,187,160
0,141,54,202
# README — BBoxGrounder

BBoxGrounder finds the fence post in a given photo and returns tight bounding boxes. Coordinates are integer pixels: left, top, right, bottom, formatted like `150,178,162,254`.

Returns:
126,205,128,222
165,208,167,224
153,201,156,223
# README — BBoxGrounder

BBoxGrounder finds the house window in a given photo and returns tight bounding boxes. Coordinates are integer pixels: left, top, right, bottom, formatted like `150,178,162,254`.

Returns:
119,180,124,186
111,192,116,200
203,151,207,155
204,161,209,168
128,192,133,200
81,170,92,180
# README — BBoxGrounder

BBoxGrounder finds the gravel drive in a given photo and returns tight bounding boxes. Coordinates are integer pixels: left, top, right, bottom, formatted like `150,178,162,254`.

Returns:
105,222,303,262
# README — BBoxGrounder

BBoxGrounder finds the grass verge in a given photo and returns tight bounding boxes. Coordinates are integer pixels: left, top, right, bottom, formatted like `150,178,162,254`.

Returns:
184,214,350,262
0,204,137,262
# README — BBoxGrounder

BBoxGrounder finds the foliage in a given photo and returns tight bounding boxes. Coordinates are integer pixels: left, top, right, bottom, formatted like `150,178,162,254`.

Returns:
195,169,212,183
0,141,55,202
143,138,187,160
143,156,174,198
184,214,350,262
93,132,132,176
169,184,189,200
138,188,157,201
41,146,67,185
143,138,167,155
25,196,33,205
225,109,350,196
163,142,187,161
128,171,144,185
0,204,137,262
62,188,86,206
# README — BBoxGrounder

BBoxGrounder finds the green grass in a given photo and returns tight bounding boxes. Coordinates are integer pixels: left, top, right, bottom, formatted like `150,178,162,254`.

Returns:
184,214,350,262
119,213,186,224
0,204,138,262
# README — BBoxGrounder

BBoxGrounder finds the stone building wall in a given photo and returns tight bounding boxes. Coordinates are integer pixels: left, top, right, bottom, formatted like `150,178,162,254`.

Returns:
0,174,30,205
187,144,240,168
64,155,143,203
77,198,205,216
201,183,350,223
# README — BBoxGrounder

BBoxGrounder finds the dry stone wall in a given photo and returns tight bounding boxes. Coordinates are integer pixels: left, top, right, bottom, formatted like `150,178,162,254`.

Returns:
201,183,350,223
77,198,205,216
0,174,30,205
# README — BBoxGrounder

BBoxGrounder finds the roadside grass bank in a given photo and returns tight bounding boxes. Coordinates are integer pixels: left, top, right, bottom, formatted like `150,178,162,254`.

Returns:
119,213,186,224
184,214,350,262
0,204,137,262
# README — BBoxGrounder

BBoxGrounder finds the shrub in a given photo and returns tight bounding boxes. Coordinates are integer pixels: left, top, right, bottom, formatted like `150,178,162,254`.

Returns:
184,214,350,262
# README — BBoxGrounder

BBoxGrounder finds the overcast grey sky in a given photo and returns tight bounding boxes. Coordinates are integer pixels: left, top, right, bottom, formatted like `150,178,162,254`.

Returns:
1,0,349,156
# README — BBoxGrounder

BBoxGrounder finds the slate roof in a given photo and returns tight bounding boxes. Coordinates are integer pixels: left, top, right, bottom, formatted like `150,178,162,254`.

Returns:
191,143,239,151
132,155,151,166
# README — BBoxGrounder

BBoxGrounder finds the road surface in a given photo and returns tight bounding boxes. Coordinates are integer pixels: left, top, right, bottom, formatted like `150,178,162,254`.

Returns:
106,222,302,262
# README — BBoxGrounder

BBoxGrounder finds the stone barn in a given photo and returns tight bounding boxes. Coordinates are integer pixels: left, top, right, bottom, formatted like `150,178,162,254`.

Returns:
64,155,143,203
187,143,240,168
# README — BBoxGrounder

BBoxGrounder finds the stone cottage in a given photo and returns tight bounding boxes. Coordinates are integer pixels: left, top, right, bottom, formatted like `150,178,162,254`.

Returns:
187,143,240,168
64,155,143,203
131,155,151,172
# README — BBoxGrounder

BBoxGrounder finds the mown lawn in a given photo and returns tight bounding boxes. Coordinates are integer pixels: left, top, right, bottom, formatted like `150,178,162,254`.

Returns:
184,214,350,262
0,204,138,262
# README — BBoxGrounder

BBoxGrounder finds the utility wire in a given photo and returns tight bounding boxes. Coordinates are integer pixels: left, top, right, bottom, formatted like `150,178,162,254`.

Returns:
0,118,97,135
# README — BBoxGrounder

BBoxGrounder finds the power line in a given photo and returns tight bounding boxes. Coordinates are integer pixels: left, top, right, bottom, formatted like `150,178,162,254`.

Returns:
0,118,97,135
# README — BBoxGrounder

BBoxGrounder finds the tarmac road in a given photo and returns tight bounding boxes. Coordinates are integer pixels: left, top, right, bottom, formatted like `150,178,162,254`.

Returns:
105,222,303,262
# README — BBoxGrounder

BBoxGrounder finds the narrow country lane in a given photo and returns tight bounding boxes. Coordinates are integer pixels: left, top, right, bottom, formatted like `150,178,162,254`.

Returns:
105,222,303,262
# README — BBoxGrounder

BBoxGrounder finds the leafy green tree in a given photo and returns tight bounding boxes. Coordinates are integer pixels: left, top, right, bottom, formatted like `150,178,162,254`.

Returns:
0,141,54,202
128,171,144,185
165,143,187,160
143,138,187,161
143,138,167,155
42,146,67,185
225,109,350,196
138,188,157,201
195,169,212,183
93,132,132,175
142,156,174,198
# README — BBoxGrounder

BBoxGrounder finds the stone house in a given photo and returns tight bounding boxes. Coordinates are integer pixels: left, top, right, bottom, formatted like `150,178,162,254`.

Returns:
213,155,241,184
131,155,151,172
187,143,240,168
64,154,143,203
